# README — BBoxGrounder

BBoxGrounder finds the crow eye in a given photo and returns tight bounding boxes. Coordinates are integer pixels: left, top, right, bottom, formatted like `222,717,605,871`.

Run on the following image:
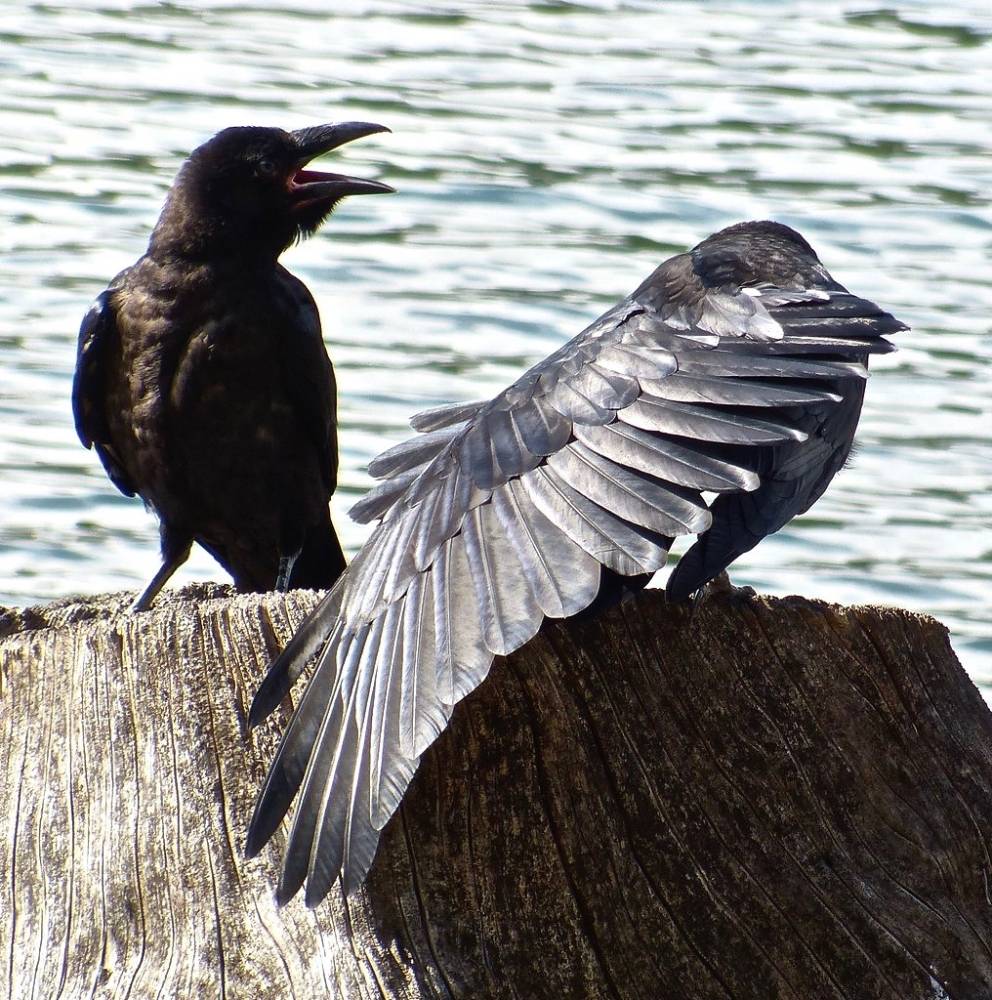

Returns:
256,158,278,177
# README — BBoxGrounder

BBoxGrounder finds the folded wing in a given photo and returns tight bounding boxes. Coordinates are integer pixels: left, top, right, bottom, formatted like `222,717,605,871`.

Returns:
71,277,136,498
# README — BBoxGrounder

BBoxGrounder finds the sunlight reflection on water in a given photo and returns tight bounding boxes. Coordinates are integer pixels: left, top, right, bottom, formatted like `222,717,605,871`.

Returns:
1,1,990,682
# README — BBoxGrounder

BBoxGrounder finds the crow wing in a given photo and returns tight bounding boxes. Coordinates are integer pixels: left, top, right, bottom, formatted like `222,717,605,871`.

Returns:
71,275,136,498
246,229,904,905
274,264,339,495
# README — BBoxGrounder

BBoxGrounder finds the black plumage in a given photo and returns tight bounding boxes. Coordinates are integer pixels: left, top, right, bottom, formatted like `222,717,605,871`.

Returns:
246,219,906,905
72,123,393,609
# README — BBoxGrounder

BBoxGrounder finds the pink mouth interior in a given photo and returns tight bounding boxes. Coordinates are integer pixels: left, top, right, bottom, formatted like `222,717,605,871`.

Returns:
294,168,325,184
290,168,340,190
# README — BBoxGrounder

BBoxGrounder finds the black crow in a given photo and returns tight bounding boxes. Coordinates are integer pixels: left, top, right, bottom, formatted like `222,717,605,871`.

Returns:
246,220,906,905
72,123,393,610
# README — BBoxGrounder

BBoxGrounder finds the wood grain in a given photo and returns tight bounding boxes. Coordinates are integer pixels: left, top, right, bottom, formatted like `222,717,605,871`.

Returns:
2,584,990,998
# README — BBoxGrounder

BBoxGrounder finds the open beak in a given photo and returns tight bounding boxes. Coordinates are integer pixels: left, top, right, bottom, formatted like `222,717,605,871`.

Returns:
288,122,394,209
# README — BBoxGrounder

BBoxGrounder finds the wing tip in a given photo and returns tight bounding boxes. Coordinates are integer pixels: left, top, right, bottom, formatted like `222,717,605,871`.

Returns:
244,807,274,861
243,832,264,862
302,872,338,909
247,667,291,728
276,882,299,908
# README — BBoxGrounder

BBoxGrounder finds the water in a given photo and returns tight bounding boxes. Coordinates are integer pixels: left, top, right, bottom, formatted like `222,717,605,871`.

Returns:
1,1,990,684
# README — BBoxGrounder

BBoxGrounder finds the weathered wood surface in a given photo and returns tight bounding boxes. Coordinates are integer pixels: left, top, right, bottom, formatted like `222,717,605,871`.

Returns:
2,584,991,999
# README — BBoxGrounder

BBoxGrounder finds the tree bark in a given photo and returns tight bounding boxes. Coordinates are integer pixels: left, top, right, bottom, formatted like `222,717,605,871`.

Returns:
1,584,990,999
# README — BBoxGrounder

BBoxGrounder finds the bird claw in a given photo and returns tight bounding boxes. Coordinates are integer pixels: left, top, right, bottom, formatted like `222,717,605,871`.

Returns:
685,570,756,619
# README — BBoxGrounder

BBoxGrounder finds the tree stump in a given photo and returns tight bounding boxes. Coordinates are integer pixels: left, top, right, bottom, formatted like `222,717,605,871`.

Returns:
1,584,990,999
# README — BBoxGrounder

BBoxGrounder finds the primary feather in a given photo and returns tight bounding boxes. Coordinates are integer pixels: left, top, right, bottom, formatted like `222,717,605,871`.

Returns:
246,220,906,904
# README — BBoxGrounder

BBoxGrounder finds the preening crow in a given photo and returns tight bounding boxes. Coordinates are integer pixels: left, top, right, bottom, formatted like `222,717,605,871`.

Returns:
245,219,906,905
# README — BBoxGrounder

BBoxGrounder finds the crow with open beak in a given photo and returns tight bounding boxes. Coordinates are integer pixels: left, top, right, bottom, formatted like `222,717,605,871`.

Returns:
72,123,393,610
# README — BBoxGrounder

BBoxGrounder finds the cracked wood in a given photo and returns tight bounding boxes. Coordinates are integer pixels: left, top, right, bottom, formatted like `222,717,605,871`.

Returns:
1,584,991,998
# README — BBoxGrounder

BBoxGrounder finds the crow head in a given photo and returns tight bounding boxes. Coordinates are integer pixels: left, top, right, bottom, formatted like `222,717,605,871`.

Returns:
153,123,393,259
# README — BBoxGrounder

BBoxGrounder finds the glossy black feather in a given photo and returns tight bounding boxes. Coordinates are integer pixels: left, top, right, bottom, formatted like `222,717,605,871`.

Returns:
71,123,392,607
247,219,907,904
72,284,136,498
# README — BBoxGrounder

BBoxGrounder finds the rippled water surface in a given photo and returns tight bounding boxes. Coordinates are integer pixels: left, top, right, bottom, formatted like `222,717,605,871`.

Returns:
2,1,990,682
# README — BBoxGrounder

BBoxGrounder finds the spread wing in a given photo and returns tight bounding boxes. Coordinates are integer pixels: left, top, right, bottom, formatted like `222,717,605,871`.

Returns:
71,275,136,497
246,236,904,906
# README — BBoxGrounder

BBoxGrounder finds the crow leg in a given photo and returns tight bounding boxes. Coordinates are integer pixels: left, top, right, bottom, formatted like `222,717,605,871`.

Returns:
675,570,755,621
574,567,655,621
131,533,192,612
275,550,301,592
